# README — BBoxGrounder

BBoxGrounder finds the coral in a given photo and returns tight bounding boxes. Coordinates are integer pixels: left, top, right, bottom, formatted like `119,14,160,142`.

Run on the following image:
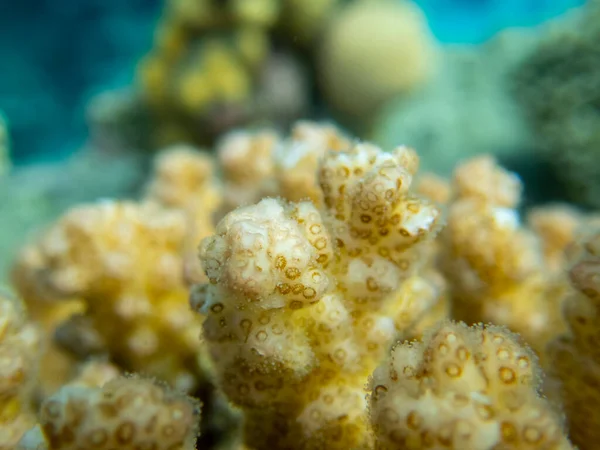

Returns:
17,376,200,450
272,121,351,205
440,156,569,357
372,38,536,177
11,200,206,393
278,0,340,46
512,0,600,207
0,292,40,450
136,0,315,148
145,145,222,284
216,128,280,213
192,140,445,448
370,321,573,449
527,205,600,274
550,229,600,449
216,121,352,214
319,0,435,123
11,242,84,398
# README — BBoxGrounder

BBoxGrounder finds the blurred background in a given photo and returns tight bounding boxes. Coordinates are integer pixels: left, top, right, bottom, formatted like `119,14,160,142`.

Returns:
1,0,599,278
0,0,585,164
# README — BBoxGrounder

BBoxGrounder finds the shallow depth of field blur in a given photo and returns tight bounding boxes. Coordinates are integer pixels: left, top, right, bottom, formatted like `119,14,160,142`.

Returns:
4,2,600,450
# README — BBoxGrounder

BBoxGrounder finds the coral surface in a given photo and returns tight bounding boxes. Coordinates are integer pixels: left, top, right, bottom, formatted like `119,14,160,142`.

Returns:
0,292,40,450
550,229,600,449
17,376,200,450
370,321,573,449
192,140,445,448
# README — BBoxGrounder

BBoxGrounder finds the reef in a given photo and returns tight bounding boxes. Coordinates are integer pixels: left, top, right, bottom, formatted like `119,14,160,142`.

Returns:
318,0,436,125
512,0,600,208
550,229,600,448
370,322,573,449
3,121,600,449
136,0,336,147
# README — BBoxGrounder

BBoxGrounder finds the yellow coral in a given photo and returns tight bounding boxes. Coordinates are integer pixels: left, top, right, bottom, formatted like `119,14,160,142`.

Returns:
441,156,568,357
192,139,444,448
370,321,573,449
550,229,600,449
0,292,39,450
146,145,222,284
12,200,205,393
216,128,280,212
318,0,435,120
273,121,351,205
17,376,200,450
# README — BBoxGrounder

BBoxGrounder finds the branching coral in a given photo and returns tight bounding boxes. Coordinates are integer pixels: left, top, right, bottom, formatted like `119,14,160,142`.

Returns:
550,229,600,449
215,121,352,213
191,141,445,448
12,200,205,393
215,128,280,213
145,145,222,284
17,376,200,450
440,156,570,357
370,321,573,449
272,121,351,205
0,292,40,450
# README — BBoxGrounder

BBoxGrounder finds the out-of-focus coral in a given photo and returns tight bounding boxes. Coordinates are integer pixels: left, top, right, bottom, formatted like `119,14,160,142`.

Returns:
192,139,445,448
136,0,322,148
372,36,537,177
370,321,573,449
0,145,148,288
527,205,600,274
17,376,200,450
0,111,10,176
319,0,436,124
415,172,451,206
272,121,351,205
513,0,600,208
145,145,222,284
550,229,600,449
216,128,280,213
11,200,205,393
440,156,569,357
215,121,352,214
0,292,40,450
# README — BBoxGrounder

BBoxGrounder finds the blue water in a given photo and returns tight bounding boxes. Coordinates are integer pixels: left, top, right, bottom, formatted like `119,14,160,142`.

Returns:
0,0,587,165
418,0,585,43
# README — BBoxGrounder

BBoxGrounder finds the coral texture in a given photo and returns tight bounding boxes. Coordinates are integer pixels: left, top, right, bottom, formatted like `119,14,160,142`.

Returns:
370,321,573,449
0,292,39,450
145,145,222,284
192,141,445,448
440,156,570,357
12,200,205,393
17,376,200,450
550,229,600,449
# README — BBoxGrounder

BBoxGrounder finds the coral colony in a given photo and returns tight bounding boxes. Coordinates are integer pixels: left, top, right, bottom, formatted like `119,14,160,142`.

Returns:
0,121,598,449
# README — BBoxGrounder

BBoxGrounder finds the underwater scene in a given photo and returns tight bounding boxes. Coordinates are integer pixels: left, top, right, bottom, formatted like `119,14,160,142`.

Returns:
1,0,600,448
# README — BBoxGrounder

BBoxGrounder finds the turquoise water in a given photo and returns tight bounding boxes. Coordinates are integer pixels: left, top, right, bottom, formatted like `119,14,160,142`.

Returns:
418,0,585,43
